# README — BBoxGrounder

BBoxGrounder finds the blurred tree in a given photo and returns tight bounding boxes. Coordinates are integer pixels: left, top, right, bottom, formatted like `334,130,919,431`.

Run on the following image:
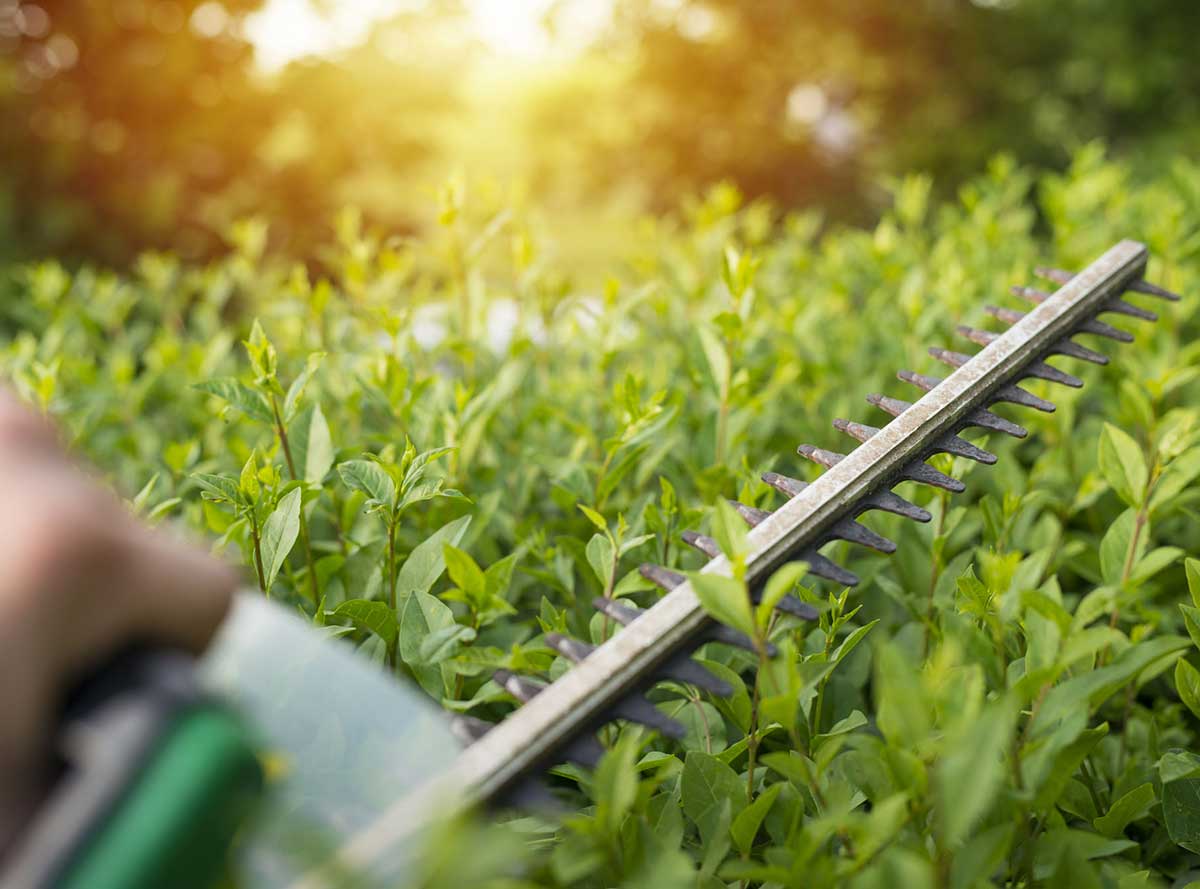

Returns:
0,1,468,264
0,1,271,263
4,0,1200,264
541,0,1200,219
249,6,471,254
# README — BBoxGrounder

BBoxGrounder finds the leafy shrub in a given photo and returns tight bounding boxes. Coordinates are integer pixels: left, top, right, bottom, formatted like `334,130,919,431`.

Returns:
3,146,1200,887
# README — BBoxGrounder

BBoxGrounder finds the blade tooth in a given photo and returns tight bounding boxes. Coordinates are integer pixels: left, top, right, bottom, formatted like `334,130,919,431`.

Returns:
993,384,1056,413
933,433,998,465
965,407,1028,439
956,324,998,348
984,304,1025,326
1020,360,1083,389
545,632,595,663
829,516,897,553
1053,337,1109,365
801,550,859,586
640,563,685,591
449,715,493,746
682,530,721,558
1078,316,1134,343
591,598,773,656
761,471,808,497
928,347,972,369
1010,284,1050,305
899,460,966,493
1034,266,1073,286
563,735,606,769
797,444,846,469
498,778,560,812
608,694,687,739
1038,266,1180,302
593,593,778,656
833,417,880,443
494,668,546,703
1103,298,1157,322
866,393,913,418
491,672,605,768
729,499,771,527
702,622,765,654
860,489,932,523
896,370,943,393
1015,283,1134,342
771,594,821,620
592,596,642,626
659,654,734,696
1127,278,1181,301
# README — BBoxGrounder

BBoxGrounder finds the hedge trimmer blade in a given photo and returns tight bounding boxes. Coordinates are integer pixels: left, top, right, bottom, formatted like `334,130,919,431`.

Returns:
296,239,1178,887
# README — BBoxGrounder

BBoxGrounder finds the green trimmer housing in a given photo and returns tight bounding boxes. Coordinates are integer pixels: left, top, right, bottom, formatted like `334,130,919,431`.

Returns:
3,594,466,889
1,651,263,889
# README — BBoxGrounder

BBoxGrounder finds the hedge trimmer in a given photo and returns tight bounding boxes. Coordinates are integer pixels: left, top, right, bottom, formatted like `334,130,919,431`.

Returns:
1,240,1178,889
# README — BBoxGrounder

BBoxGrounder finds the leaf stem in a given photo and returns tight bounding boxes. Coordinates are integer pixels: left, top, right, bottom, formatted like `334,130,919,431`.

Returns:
248,511,268,594
271,392,320,608
383,518,400,668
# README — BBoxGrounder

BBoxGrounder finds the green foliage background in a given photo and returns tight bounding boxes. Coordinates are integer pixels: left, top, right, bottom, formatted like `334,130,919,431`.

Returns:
3,147,1200,886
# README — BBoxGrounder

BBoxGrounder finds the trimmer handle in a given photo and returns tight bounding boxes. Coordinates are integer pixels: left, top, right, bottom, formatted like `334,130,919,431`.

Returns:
0,649,262,889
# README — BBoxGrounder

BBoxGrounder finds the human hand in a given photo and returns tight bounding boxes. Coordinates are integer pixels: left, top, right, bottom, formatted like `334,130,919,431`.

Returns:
0,389,237,838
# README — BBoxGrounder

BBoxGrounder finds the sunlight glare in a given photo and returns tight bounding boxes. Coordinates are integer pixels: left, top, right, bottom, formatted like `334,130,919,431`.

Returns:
245,0,611,70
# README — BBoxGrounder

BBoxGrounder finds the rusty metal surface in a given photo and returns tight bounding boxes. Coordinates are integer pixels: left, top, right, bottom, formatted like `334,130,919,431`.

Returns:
295,239,1151,887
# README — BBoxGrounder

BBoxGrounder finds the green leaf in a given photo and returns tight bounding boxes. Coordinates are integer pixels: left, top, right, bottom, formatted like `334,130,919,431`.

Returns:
283,351,325,421
1151,448,1200,513
239,451,260,501
1033,636,1190,740
1177,659,1200,719
577,504,608,532
304,403,335,484
1182,605,1200,651
875,643,930,749
1098,423,1148,507
593,736,638,837
260,487,302,591
1094,783,1155,838
194,378,273,423
1160,751,1200,853
338,459,396,507
334,598,398,644
396,515,473,595
832,619,878,664
1188,558,1200,609
690,572,755,638
731,783,781,853
1030,725,1109,811
617,532,655,557
444,544,487,600
711,498,748,562
680,751,745,844
586,532,616,590
192,472,241,505
397,590,456,696
698,325,731,398
418,623,476,663
484,552,519,600
936,697,1017,848
243,319,277,384
1131,546,1183,585
758,561,807,628
759,750,814,787
1099,509,1141,586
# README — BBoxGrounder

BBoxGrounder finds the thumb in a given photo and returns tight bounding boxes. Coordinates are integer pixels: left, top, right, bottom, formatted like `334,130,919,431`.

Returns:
118,528,240,655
